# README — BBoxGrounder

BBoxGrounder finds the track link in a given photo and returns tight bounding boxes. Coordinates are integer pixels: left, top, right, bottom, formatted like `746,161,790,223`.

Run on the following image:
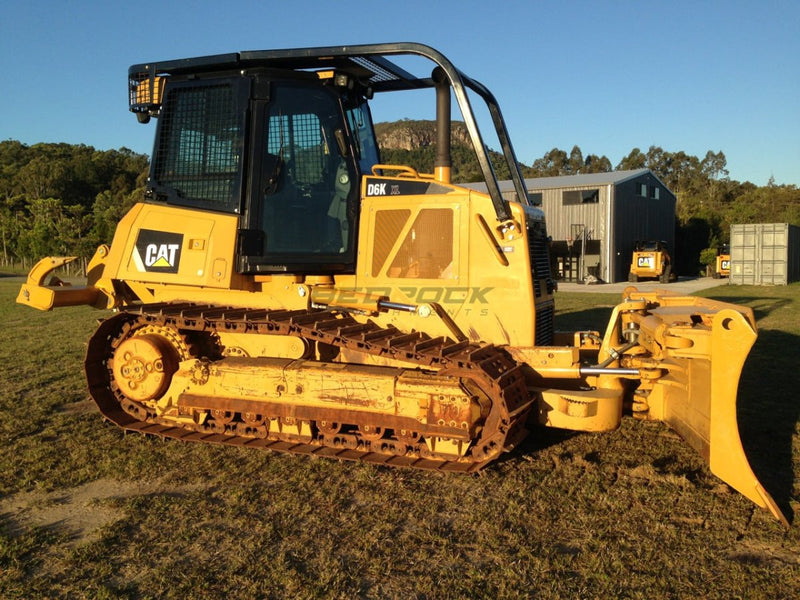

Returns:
85,303,534,473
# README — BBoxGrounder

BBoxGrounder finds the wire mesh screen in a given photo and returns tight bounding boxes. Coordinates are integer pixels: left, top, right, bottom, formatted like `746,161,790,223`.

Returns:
154,83,242,211
351,56,400,84
372,209,411,277
388,209,454,279
129,74,164,110
267,113,325,186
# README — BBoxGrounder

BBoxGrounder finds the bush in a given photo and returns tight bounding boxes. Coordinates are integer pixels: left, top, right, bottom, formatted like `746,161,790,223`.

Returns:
699,247,718,267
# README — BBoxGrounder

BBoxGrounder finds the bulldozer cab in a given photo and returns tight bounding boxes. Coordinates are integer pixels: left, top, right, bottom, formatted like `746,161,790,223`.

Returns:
127,44,529,278
137,66,372,275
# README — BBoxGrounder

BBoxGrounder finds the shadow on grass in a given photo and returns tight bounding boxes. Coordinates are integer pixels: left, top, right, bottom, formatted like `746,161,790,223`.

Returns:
703,294,792,321
509,426,578,459
736,329,799,523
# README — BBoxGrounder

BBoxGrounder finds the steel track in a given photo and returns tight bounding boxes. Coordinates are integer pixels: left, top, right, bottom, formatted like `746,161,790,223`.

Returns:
84,302,535,473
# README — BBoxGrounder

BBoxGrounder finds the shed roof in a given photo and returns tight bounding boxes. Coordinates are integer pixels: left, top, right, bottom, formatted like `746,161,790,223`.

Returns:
521,168,651,190
462,168,669,194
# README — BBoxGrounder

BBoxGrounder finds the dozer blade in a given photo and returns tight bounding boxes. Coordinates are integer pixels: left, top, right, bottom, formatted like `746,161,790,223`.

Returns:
706,309,787,525
632,294,788,525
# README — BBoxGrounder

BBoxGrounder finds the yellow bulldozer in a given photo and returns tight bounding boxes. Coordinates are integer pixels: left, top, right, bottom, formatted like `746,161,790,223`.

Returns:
16,43,785,524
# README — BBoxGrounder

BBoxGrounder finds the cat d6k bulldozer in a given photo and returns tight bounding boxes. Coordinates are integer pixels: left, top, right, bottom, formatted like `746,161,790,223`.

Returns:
16,43,786,524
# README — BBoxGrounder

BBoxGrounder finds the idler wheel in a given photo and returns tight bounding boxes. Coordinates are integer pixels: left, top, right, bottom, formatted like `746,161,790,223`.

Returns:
112,333,180,402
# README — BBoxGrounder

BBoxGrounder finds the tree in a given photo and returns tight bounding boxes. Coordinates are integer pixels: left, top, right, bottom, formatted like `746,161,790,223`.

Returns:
700,150,728,181
532,148,568,176
528,146,612,177
0,195,25,265
616,148,646,171
583,154,612,173
568,146,584,175
16,155,68,200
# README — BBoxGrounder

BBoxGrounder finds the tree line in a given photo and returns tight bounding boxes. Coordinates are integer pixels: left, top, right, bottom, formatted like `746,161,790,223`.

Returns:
2,136,798,275
0,141,148,271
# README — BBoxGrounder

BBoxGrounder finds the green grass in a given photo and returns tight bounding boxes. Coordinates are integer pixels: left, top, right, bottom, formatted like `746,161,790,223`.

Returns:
1,275,798,599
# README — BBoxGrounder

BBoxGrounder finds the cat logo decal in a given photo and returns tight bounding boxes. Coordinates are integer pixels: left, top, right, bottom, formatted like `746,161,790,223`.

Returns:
132,229,183,273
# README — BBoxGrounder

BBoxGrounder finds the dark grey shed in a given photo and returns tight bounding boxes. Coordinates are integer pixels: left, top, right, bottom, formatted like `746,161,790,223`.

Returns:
465,169,676,283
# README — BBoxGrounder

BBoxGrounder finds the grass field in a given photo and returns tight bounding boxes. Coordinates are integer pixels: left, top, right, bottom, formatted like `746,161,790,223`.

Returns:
1,276,798,599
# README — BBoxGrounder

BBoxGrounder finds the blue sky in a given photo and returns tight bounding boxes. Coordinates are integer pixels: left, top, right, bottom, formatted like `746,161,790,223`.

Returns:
2,0,798,186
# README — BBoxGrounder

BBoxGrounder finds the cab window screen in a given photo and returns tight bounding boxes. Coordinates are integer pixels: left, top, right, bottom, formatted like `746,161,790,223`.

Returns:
153,82,243,211
267,112,325,186
260,85,354,256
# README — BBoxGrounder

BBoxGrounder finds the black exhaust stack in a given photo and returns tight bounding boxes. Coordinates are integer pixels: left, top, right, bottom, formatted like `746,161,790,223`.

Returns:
432,67,451,183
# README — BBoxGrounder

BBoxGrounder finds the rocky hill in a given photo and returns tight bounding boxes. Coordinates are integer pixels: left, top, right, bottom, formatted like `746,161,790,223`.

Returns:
374,120,514,182
374,120,472,151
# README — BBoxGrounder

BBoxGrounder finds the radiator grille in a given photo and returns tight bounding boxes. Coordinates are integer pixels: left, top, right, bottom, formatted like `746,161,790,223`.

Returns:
535,299,555,346
526,217,556,297
526,212,555,345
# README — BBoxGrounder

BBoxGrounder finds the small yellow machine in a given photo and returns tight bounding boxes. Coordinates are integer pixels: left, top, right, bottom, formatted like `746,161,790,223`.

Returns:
629,240,674,283
16,44,785,523
714,245,731,278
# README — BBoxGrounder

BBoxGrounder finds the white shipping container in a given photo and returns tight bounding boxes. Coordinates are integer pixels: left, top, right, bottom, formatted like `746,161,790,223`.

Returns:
730,223,800,285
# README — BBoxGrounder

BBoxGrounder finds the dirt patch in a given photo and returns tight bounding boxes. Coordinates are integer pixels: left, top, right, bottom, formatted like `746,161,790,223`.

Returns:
727,540,800,566
625,464,691,488
0,478,204,547
56,398,96,415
